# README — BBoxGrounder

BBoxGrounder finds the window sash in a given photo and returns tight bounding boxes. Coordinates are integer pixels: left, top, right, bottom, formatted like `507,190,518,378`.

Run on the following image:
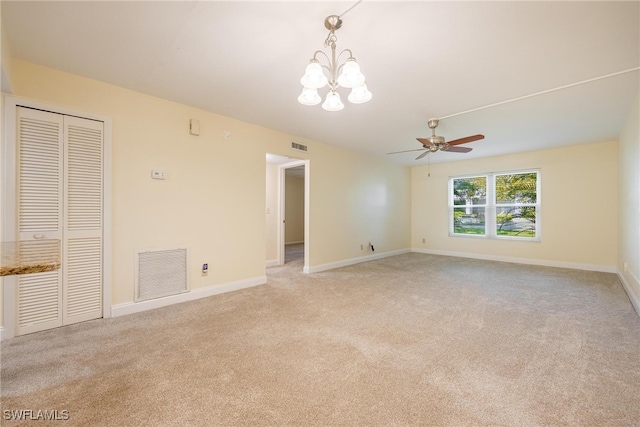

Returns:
449,170,540,241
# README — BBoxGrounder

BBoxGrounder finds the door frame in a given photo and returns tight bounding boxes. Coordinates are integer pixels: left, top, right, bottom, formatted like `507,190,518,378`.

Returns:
1,95,112,340
278,159,309,272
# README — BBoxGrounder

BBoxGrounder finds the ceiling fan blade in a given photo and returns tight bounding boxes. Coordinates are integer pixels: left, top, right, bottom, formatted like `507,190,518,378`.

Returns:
387,148,426,155
447,134,485,146
416,138,434,146
415,150,430,160
444,146,472,153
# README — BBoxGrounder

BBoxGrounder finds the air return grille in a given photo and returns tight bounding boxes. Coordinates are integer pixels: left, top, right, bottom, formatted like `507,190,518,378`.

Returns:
291,142,308,152
136,248,188,302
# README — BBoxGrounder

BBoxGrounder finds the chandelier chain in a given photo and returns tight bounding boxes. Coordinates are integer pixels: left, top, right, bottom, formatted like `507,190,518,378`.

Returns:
324,31,338,48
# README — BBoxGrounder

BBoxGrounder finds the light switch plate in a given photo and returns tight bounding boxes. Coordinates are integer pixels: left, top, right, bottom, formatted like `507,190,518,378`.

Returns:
190,119,200,136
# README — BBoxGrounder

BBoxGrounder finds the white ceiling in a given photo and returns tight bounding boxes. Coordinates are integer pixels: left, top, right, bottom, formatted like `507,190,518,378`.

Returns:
2,1,638,165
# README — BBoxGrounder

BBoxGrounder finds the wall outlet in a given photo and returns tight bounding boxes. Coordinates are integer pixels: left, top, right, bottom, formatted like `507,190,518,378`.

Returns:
202,263,208,276
422,238,426,244
360,244,364,250
623,262,629,273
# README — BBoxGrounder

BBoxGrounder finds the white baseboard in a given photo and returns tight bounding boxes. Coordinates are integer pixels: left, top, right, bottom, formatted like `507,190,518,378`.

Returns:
618,269,640,316
112,275,267,317
305,248,410,274
0,327,4,341
411,248,617,273
265,259,279,268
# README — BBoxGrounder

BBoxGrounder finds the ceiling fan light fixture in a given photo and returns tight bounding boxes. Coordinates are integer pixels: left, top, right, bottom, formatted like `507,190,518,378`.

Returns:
322,90,344,111
298,87,322,106
348,83,372,104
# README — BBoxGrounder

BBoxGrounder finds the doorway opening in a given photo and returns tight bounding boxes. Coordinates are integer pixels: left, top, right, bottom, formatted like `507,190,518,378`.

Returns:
265,154,309,273
283,164,305,265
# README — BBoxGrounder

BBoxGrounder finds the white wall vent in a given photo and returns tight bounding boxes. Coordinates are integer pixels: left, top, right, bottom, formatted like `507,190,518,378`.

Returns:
135,248,188,302
291,142,308,153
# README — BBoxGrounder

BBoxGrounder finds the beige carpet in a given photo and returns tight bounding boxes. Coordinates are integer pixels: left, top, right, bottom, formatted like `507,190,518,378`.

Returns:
284,243,304,265
1,253,640,426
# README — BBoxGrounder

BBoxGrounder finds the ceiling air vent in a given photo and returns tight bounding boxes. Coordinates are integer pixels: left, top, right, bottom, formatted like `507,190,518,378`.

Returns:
291,142,308,153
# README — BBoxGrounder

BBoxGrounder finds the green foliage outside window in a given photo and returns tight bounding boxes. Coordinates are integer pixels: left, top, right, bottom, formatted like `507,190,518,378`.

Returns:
495,172,537,237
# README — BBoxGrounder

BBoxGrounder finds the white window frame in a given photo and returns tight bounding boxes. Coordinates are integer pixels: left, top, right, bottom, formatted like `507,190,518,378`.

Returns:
448,169,541,241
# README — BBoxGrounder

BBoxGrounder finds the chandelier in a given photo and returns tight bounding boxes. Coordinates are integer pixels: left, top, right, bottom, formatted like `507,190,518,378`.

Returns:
298,15,372,111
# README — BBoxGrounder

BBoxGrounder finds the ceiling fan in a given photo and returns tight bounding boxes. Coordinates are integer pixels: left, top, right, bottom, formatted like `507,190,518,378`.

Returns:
388,119,484,160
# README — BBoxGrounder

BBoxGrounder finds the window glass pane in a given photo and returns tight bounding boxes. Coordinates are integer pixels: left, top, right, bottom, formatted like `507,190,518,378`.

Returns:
449,170,539,240
496,206,536,238
453,207,486,235
453,176,486,206
495,172,537,204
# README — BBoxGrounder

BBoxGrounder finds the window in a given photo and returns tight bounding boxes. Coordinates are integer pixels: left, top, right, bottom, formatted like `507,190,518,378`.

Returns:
449,170,540,240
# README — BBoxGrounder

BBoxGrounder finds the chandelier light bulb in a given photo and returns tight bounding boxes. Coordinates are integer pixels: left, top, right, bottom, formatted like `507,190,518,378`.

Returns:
337,59,365,89
300,62,328,89
322,91,344,111
298,87,322,106
348,83,372,104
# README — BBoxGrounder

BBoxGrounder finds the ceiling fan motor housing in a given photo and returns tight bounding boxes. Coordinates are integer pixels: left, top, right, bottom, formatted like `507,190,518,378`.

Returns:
429,135,445,145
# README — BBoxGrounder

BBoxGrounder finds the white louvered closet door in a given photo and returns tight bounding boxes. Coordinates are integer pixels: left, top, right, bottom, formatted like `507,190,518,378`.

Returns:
15,107,104,335
63,116,103,325
16,108,64,335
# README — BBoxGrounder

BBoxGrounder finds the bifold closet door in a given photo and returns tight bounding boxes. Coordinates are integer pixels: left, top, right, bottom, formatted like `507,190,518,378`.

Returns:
63,116,103,325
15,107,104,336
16,107,64,335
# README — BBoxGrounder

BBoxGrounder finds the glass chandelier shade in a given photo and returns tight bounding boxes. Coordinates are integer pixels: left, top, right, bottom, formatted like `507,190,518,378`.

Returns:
298,15,371,111
300,61,328,89
322,91,345,111
298,87,322,106
348,83,372,104
337,59,365,88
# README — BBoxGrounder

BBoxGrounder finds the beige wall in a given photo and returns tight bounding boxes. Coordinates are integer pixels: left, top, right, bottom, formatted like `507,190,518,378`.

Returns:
618,96,640,308
0,6,14,93
310,145,411,266
1,60,411,328
412,140,619,270
285,175,304,244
